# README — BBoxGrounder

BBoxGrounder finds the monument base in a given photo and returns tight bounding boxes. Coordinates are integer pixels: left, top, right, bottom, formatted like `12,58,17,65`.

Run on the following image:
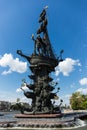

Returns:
15,113,62,118
1,112,87,128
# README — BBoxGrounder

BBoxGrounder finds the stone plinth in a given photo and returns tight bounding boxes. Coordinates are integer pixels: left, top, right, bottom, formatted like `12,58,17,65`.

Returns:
15,113,62,118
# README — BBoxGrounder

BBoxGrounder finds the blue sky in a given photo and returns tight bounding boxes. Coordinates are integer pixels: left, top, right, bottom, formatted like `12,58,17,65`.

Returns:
0,0,87,105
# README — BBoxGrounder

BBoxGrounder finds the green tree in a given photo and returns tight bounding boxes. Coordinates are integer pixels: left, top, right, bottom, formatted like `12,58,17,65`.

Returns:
10,98,22,111
10,102,22,111
82,101,87,109
70,92,87,110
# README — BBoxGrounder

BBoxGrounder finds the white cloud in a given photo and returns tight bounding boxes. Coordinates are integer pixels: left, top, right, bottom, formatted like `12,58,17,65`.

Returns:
0,53,27,75
2,70,12,75
79,78,87,85
16,88,22,93
16,86,31,103
76,88,87,95
16,83,29,93
0,91,21,102
0,90,31,104
16,86,29,93
21,97,32,104
64,94,71,98
55,58,81,76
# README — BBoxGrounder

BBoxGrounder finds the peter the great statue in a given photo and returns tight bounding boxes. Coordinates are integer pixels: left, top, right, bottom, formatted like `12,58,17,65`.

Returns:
17,6,64,115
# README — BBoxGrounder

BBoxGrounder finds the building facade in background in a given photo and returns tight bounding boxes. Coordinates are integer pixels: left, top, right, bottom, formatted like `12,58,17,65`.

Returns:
0,101,11,111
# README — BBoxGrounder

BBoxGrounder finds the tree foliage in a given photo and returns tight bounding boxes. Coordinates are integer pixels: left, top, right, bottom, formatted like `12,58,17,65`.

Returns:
10,102,22,111
70,92,87,110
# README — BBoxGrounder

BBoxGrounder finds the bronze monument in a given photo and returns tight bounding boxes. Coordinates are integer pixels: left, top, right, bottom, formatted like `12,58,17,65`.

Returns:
17,7,64,115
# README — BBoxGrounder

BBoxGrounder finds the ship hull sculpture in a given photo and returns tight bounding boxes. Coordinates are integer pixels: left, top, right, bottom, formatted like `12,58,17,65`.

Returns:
17,7,64,116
